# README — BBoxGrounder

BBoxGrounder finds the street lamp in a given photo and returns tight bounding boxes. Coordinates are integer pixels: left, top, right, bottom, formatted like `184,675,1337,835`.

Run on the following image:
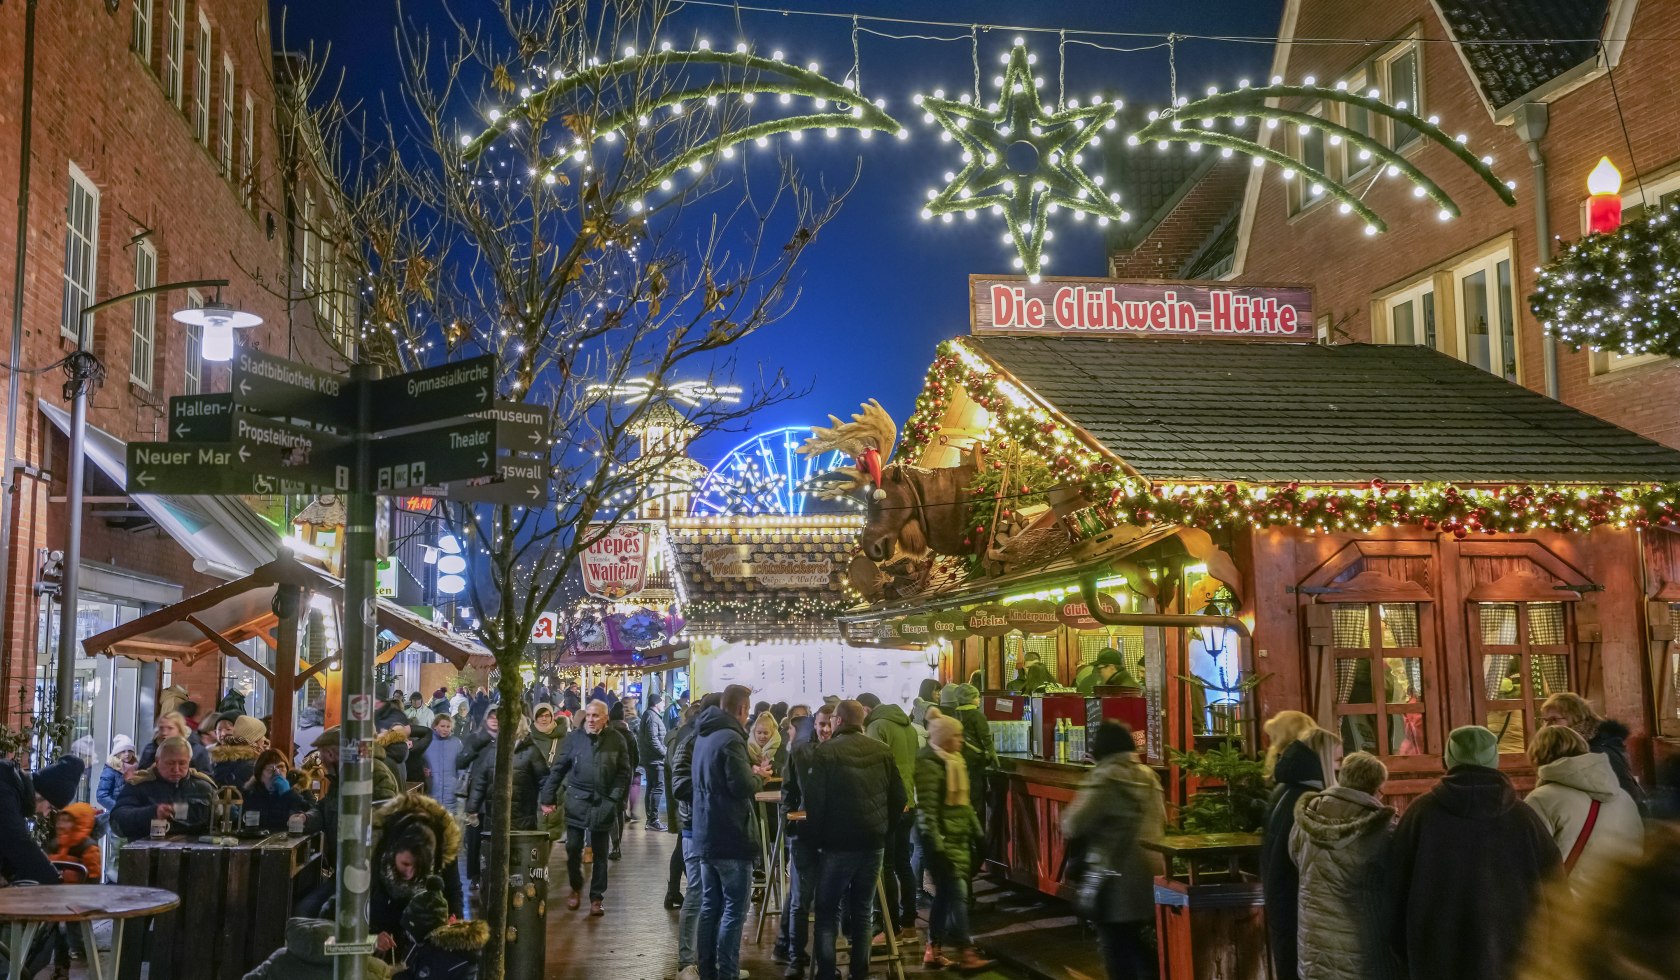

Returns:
53,278,260,728
173,299,262,362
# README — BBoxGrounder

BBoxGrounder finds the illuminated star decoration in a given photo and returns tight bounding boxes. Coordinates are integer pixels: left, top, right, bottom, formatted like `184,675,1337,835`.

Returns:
918,39,1126,281
587,378,744,407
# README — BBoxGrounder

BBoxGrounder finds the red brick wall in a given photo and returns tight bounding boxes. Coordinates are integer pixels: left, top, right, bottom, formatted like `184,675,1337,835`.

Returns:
1110,158,1249,279
0,0,343,722
1236,0,1680,447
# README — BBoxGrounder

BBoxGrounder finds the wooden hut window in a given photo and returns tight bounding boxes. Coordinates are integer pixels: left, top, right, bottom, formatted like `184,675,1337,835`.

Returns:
1472,601,1573,755
1330,602,1429,758
1003,634,1057,682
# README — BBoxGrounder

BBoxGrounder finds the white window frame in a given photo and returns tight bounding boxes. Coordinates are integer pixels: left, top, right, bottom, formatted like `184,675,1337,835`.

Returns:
220,56,235,177
1453,246,1520,383
164,0,184,105
1286,103,1329,216
241,91,255,207
60,164,100,342
1588,169,1680,374
1381,40,1423,152
1381,278,1439,350
130,241,157,388
183,287,204,395
194,13,211,145
132,0,153,61
301,190,316,289
1338,69,1378,181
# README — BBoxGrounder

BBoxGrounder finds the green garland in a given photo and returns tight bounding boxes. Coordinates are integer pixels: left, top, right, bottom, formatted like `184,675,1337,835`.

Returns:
961,447,1054,576
1531,201,1680,357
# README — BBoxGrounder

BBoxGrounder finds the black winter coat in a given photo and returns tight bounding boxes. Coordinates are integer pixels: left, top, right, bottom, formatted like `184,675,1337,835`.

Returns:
611,720,639,772
405,727,433,786
1589,719,1649,814
367,794,464,959
778,718,818,838
454,730,493,798
208,741,259,788
466,737,550,831
799,726,907,852
1260,741,1325,980
690,706,762,861
0,762,57,884
241,778,310,831
111,767,219,838
668,718,701,830
539,726,631,829
1389,766,1560,980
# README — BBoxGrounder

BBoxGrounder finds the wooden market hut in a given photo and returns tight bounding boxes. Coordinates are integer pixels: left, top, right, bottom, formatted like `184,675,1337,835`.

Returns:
834,334,1680,903
81,551,489,754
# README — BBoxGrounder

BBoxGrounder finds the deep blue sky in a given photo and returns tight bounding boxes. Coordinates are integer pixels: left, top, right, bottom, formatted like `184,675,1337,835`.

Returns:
284,1,1284,466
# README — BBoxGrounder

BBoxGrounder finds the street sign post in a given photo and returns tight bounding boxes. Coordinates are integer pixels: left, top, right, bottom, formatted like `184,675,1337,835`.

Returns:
167,393,233,441
368,418,498,490
473,399,548,455
423,456,546,505
230,411,352,490
232,348,352,426
369,354,494,432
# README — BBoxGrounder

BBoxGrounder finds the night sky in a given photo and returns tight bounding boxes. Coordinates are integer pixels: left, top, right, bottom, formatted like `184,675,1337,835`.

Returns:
283,1,1284,466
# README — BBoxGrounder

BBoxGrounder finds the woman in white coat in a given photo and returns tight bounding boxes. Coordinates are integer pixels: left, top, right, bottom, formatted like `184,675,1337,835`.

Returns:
1522,724,1643,891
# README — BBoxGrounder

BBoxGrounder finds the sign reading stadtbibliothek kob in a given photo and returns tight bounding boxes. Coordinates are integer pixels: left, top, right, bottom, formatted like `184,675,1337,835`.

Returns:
971,274,1315,341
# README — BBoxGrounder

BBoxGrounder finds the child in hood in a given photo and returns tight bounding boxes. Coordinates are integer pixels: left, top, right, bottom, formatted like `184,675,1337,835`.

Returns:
47,802,102,977
395,875,488,980
98,735,138,813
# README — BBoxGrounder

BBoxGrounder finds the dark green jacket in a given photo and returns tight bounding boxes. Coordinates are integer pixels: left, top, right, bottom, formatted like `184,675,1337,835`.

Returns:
865,703,919,806
914,746,981,879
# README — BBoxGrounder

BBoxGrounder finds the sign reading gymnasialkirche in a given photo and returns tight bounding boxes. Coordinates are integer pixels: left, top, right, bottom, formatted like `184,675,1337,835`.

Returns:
971,274,1315,341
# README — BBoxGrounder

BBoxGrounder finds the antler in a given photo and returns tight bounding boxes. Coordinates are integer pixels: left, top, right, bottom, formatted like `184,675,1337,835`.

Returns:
804,466,869,499
798,399,899,463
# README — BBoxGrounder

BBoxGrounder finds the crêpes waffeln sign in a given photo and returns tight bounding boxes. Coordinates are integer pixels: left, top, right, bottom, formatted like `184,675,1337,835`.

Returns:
972,274,1314,341
581,523,653,599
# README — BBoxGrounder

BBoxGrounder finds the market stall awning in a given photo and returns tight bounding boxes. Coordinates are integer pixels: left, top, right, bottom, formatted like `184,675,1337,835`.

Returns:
965,338,1680,484
665,516,862,640
81,554,490,668
40,399,277,578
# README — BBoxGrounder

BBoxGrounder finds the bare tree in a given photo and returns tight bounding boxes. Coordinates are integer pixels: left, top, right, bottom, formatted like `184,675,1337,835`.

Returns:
278,1,881,972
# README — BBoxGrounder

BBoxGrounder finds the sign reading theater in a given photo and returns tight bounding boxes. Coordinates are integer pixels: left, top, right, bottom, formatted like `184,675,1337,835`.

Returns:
971,275,1314,341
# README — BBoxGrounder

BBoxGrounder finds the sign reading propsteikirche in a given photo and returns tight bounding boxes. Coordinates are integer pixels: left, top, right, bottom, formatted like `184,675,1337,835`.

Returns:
971,274,1315,341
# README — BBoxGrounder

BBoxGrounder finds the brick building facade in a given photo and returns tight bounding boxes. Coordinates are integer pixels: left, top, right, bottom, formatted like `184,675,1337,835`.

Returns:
1224,0,1679,445
0,0,351,733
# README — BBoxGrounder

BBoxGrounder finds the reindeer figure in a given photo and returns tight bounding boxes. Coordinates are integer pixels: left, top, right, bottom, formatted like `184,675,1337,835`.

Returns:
800,400,980,563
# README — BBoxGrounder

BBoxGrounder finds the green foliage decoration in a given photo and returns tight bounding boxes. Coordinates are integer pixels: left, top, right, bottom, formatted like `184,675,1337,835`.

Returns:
1530,202,1680,357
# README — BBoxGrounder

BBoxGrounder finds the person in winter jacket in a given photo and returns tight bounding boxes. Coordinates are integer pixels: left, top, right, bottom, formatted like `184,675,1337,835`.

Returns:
529,707,568,841
374,683,411,735
692,685,770,980
1261,710,1319,777
465,717,550,832
1522,724,1644,892
861,692,919,942
940,683,995,815
372,729,407,801
1260,726,1340,980
1288,751,1398,980
910,678,941,727
138,711,211,773
241,749,310,831
391,873,488,980
97,735,138,814
669,695,718,978
209,734,261,788
1541,692,1648,814
456,709,498,885
421,714,464,803
539,700,632,914
638,693,669,831
0,757,79,885
242,917,392,980
917,716,995,973
1060,722,1163,980
805,699,908,980
1390,725,1560,980
748,711,784,775
364,791,464,960
607,700,639,855
112,737,217,838
404,722,433,788
774,713,821,974
46,802,101,881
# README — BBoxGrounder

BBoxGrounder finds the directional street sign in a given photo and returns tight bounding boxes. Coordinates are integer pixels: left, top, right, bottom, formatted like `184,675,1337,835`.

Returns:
472,400,548,455
422,455,548,505
229,411,352,491
368,418,497,491
232,348,352,427
369,354,494,432
126,441,337,495
168,393,233,442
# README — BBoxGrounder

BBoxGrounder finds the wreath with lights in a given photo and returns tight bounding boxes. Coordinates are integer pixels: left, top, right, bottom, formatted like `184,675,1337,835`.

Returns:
1531,200,1680,358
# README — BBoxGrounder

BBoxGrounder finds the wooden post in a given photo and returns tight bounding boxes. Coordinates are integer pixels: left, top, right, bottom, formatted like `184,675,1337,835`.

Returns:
272,583,301,758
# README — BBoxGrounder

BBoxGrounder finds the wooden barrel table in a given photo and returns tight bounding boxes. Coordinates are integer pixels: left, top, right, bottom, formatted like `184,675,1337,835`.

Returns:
116,833,322,980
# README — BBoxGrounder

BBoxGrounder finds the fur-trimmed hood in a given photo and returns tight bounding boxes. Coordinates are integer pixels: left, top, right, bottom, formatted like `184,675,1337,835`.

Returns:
424,919,489,953
1294,785,1395,849
210,740,260,764
371,791,461,902
375,728,410,750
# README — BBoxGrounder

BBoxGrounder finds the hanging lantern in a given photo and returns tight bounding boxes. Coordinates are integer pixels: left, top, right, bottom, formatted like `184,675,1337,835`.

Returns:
1586,156,1623,234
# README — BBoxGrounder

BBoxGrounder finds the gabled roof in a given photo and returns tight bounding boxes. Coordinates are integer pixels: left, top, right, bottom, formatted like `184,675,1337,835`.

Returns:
969,336,1680,484
1434,0,1609,110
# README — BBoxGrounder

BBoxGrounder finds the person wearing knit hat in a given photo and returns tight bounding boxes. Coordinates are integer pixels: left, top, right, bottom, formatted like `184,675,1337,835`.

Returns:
1388,725,1561,980
233,713,267,746
97,734,139,814
938,683,962,708
942,682,995,816
395,875,488,980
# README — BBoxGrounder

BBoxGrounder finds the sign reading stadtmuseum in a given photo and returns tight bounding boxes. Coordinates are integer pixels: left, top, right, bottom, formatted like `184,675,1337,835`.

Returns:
971,274,1315,341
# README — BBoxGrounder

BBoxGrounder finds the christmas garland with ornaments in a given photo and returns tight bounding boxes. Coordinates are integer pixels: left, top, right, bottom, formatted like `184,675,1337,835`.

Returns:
1530,199,1680,358
903,340,1680,537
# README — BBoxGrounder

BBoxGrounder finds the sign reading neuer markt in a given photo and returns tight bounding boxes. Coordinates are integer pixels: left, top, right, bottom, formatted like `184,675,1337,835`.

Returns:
971,274,1315,341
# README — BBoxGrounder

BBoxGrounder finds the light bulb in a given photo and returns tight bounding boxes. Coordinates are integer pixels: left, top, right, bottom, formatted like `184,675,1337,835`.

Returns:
1587,156,1623,195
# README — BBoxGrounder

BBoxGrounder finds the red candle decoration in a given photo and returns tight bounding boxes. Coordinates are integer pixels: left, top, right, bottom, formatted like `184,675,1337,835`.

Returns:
1586,156,1623,234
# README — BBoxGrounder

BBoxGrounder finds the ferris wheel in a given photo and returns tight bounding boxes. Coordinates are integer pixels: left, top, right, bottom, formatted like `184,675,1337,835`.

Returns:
690,426,854,517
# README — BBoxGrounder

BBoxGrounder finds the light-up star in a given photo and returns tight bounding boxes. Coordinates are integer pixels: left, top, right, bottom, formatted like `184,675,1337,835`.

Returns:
920,42,1125,280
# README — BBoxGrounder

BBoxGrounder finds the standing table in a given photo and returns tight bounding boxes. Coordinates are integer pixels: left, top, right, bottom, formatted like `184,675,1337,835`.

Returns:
0,885,177,980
